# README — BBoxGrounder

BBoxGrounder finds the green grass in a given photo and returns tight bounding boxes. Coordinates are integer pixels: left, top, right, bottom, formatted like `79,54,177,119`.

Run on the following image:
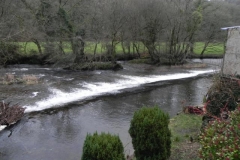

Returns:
15,41,147,55
16,42,72,54
14,41,224,56
194,42,224,55
169,113,202,147
169,113,202,160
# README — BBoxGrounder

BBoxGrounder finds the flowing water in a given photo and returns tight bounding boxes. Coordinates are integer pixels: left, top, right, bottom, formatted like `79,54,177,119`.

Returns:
0,59,222,160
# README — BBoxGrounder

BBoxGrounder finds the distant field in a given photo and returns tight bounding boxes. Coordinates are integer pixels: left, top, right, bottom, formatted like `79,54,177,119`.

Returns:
193,42,224,55
14,41,224,55
16,42,147,55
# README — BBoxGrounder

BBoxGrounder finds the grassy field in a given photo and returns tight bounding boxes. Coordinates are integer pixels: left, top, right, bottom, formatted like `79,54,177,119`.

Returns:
14,41,224,56
193,42,224,55
16,41,147,55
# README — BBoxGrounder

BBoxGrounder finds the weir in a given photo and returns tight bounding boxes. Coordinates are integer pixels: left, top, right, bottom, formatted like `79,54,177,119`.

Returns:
221,26,240,76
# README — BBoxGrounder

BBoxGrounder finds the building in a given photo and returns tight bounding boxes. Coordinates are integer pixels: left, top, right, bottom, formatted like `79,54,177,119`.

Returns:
221,26,240,76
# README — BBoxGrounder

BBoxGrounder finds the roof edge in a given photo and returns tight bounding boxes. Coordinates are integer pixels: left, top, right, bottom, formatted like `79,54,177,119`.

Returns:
221,26,240,30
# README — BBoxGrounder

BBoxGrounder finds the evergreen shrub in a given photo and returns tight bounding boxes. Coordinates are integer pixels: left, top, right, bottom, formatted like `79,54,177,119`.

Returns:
81,132,125,160
129,106,171,160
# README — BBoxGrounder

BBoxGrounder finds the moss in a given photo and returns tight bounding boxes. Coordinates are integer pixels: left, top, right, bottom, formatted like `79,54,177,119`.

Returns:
129,58,152,64
67,62,123,71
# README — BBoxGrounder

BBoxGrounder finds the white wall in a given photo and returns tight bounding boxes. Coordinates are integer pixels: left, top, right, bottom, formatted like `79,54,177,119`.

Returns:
222,27,240,76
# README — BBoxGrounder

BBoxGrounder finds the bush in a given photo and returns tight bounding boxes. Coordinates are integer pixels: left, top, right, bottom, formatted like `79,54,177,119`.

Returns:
129,106,171,160
81,132,125,160
0,102,25,125
199,107,240,160
206,76,238,117
0,42,20,65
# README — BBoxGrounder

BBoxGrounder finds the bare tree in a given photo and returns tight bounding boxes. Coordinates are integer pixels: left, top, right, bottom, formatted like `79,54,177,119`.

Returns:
101,0,128,63
198,1,233,57
1,0,240,67
162,0,204,64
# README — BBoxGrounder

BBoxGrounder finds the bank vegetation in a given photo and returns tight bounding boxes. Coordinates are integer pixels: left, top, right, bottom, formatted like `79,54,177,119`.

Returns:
1,0,240,69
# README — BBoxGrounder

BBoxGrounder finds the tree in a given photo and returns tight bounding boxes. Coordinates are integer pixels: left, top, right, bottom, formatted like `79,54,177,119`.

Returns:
21,0,89,64
1,0,240,67
163,0,203,64
101,0,127,63
197,1,232,57
129,0,167,63
0,0,24,65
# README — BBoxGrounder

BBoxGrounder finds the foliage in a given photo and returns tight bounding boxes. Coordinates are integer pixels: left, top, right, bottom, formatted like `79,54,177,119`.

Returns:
129,106,171,160
81,132,125,160
0,42,20,65
199,107,240,160
205,76,239,117
57,7,73,35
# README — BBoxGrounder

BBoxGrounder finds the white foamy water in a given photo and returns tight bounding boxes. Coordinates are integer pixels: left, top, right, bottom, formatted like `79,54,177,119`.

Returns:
0,125,7,131
30,92,39,98
13,68,28,71
25,69,217,112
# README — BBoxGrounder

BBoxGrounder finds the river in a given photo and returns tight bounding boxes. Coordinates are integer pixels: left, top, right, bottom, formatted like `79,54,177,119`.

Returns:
0,59,222,160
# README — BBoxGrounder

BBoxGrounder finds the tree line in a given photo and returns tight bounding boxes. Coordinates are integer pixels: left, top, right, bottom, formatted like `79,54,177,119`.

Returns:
1,0,240,66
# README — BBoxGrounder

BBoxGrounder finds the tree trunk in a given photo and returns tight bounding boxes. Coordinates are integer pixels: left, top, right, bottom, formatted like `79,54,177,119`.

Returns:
133,42,140,58
73,36,85,64
93,42,98,61
121,41,126,55
200,41,210,59
32,38,42,55
58,40,65,55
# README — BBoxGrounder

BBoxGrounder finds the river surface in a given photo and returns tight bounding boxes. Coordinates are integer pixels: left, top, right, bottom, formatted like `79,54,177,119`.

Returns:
0,59,222,160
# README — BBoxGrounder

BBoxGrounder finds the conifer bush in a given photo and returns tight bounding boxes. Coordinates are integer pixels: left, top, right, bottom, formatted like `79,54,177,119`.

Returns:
129,106,171,160
81,132,125,160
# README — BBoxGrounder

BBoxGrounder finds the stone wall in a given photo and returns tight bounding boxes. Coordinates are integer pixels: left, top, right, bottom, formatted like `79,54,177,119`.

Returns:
222,27,240,76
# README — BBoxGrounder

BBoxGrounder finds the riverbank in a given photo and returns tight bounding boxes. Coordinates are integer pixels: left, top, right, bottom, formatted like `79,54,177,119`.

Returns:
169,113,202,160
0,41,223,70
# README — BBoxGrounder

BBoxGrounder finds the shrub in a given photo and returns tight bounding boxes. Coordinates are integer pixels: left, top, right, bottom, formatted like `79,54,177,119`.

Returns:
205,76,238,117
0,42,20,65
0,102,25,125
81,132,125,160
199,107,240,160
129,106,171,160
